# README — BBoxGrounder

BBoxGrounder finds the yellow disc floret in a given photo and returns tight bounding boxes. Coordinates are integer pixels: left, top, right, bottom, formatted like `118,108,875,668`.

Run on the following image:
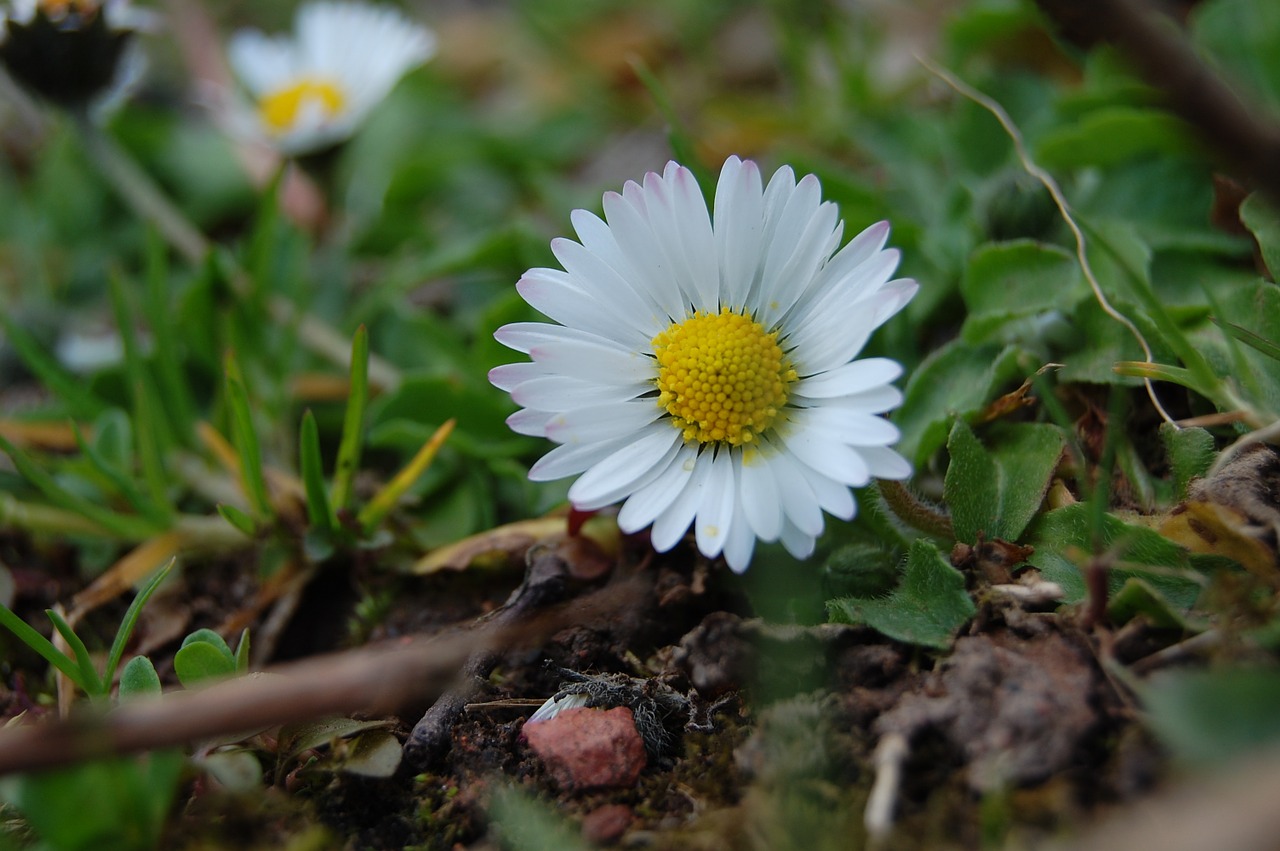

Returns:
652,307,796,446
258,78,347,134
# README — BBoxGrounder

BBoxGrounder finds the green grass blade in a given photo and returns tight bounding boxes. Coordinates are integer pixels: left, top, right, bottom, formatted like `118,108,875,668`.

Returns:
299,410,336,531
143,229,198,444
357,419,455,534
108,273,175,522
0,315,105,421
234,628,251,674
45,609,104,697
217,503,258,537
0,434,160,540
0,604,86,690
71,424,168,529
223,353,272,519
330,325,369,513
1212,317,1280,363
102,558,176,687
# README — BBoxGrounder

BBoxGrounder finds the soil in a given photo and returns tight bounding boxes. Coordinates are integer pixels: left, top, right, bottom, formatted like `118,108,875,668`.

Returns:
0,527,1175,850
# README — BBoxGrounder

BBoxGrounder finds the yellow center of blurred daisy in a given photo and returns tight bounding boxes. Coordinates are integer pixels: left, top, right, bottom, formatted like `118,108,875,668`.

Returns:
258,78,347,133
652,308,795,446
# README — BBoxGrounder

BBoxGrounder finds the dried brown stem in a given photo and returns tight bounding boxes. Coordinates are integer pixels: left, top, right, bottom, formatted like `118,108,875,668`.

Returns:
0,576,646,777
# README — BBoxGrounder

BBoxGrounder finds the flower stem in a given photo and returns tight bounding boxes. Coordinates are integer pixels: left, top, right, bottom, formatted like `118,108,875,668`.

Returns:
75,110,209,264
75,112,402,391
876,479,954,540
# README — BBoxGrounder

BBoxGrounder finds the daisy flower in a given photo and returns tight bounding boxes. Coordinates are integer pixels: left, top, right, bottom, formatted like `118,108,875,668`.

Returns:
227,1,435,157
0,0,152,113
490,157,918,573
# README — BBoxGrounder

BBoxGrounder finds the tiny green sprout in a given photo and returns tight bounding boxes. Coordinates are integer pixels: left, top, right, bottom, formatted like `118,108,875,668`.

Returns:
0,559,174,701
173,627,251,688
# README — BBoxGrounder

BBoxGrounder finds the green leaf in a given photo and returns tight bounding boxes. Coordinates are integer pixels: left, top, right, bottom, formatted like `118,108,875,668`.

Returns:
1024,503,1202,606
1160,424,1216,500
330,325,370,513
2,752,183,851
199,750,263,793
45,609,104,697
1240,192,1280,281
959,241,1085,344
0,604,85,691
278,717,394,762
0,434,160,540
234,628,251,674
1107,578,1206,631
173,640,236,688
72,421,166,528
944,421,1066,544
487,784,590,851
223,353,272,520
1191,0,1280,111
1142,668,1280,765
103,559,175,687
321,730,403,778
1035,107,1195,168
299,410,336,532
216,503,257,537
181,627,234,659
894,340,1028,465
827,539,976,650
118,655,162,700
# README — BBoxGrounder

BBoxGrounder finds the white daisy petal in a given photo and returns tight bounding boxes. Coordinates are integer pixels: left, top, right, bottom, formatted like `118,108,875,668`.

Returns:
714,156,765,308
739,446,784,542
777,426,871,488
506,408,553,437
545,401,660,446
722,496,756,574
570,425,682,510
757,437,825,537
792,407,901,449
527,339,653,385
794,357,903,396
603,190,686,317
225,1,434,156
694,448,736,559
779,518,818,560
511,375,647,412
618,443,700,533
858,446,913,480
651,450,715,552
517,268,646,345
550,238,661,344
492,156,918,572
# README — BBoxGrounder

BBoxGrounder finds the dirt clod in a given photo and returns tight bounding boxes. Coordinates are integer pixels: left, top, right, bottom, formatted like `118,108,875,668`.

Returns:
876,629,1099,792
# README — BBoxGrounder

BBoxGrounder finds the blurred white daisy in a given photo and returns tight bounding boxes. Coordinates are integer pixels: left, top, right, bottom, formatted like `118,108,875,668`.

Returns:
227,1,435,156
0,0,154,114
490,157,918,573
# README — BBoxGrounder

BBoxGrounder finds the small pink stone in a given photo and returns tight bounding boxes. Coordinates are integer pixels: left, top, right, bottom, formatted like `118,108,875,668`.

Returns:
581,803,633,845
523,706,647,791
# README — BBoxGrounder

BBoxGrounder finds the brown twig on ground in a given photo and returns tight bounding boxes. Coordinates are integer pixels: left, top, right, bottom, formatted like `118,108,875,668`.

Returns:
403,544,583,770
1033,0,1280,203
0,575,647,777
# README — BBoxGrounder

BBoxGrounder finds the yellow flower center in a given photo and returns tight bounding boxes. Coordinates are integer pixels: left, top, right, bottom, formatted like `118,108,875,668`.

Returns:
258,78,347,134
652,307,796,446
